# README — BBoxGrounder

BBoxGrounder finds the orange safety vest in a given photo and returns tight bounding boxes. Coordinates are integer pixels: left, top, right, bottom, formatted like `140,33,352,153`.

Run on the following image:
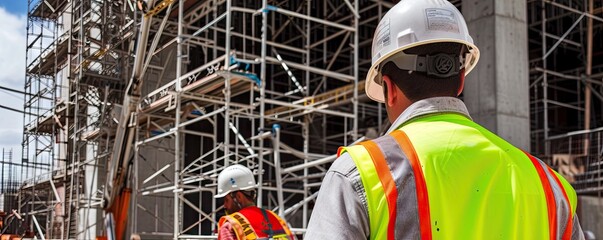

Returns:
218,206,295,240
339,113,578,240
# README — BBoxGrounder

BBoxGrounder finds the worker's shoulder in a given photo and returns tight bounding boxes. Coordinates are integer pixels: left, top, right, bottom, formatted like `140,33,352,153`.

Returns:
330,136,391,176
328,151,358,177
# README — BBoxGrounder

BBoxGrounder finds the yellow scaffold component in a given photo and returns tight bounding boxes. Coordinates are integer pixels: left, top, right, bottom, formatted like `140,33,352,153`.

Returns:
80,48,108,70
145,0,176,18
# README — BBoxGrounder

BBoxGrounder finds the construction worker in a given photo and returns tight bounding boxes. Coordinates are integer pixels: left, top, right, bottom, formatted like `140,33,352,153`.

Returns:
306,0,585,239
215,164,295,240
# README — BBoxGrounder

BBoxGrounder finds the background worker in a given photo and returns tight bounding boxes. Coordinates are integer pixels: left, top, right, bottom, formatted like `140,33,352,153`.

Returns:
306,0,584,239
215,164,295,240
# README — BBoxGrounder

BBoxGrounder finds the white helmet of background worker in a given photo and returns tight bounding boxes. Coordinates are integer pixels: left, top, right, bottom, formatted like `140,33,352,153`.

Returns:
365,0,480,103
214,164,257,198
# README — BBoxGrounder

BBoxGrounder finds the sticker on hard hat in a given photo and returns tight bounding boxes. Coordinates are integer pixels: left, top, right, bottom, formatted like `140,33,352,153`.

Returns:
425,8,459,33
373,17,391,53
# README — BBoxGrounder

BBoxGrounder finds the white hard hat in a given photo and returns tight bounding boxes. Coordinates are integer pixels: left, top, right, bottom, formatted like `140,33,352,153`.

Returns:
214,164,257,198
365,0,480,103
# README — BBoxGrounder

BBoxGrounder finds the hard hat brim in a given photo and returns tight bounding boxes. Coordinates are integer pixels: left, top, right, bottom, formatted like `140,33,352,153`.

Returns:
214,184,257,199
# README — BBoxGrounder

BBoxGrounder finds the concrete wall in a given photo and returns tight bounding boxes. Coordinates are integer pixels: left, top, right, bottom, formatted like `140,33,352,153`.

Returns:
462,0,530,150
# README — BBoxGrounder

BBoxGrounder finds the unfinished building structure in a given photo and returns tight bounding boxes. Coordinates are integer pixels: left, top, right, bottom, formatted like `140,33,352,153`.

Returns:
12,0,603,239
527,0,603,234
22,0,135,238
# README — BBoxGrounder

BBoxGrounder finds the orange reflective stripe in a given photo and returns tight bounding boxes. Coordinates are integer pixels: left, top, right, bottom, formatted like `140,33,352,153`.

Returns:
337,146,346,157
390,130,432,240
546,166,573,240
358,141,397,240
524,152,557,240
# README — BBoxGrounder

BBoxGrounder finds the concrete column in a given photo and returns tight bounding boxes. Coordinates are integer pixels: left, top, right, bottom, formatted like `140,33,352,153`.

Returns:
462,0,530,150
578,196,603,239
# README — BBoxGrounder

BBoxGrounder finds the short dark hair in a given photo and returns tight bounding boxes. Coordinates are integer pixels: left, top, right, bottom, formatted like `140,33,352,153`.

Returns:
381,42,464,102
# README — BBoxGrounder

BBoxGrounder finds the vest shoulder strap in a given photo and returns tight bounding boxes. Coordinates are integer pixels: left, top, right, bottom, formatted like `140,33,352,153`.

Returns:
220,212,258,239
390,130,432,240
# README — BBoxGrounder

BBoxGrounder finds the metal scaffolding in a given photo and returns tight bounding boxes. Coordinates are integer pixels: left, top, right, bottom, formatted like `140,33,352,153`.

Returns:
21,0,59,238
22,0,136,238
528,0,603,196
127,0,388,238
19,0,389,239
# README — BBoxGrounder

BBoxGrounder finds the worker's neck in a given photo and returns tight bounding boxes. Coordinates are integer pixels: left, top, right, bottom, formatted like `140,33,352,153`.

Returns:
241,201,255,209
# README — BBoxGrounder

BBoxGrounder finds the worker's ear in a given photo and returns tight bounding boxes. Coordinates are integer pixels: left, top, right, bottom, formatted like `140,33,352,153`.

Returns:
383,75,397,107
457,69,465,96
235,191,248,202
234,191,243,200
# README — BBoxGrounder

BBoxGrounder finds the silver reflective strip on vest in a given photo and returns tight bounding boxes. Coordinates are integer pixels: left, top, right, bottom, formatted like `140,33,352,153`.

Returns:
535,158,571,240
373,135,422,239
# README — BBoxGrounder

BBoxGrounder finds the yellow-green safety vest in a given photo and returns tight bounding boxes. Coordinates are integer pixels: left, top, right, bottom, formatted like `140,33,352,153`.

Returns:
339,113,577,240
